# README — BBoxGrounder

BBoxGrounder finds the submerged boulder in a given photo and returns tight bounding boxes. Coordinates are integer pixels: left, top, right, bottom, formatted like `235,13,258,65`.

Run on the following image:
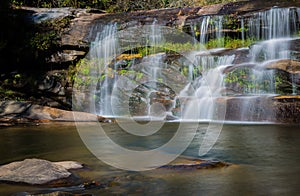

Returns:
0,158,83,185
159,157,230,170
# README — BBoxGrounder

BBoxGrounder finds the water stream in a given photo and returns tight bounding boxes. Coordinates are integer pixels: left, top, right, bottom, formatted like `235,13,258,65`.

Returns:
0,123,299,195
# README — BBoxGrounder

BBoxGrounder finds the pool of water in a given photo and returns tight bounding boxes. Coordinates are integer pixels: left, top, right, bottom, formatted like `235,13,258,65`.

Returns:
0,122,299,195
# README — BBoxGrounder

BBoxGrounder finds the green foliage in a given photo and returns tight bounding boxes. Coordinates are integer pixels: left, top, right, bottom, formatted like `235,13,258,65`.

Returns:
205,37,256,49
9,0,243,12
162,42,199,52
29,17,71,62
10,0,104,8
72,59,97,88
134,42,199,57
223,15,240,30
30,32,57,51
224,68,291,95
119,69,144,80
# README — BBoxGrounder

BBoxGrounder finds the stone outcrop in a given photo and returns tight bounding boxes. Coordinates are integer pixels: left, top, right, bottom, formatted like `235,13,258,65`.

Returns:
223,95,300,123
265,59,300,74
0,158,83,185
22,0,300,65
0,101,109,124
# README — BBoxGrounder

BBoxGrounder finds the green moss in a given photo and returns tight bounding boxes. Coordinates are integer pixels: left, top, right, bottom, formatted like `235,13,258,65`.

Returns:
118,69,144,81
162,42,200,52
224,68,294,94
132,42,198,57
205,37,256,49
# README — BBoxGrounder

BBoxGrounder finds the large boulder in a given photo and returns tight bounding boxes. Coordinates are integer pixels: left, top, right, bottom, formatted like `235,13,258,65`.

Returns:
0,159,83,185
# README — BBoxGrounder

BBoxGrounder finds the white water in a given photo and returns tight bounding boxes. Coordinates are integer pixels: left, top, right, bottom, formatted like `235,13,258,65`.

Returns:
82,7,300,121
238,8,300,117
198,15,224,47
179,54,234,120
89,23,118,116
248,7,300,40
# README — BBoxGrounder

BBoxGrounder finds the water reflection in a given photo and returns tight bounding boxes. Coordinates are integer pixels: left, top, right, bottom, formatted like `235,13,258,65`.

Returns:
0,123,299,195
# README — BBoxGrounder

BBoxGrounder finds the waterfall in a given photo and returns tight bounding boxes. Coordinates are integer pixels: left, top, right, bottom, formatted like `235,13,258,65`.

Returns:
149,19,162,47
89,23,119,116
248,7,299,40
147,19,164,85
179,54,234,121
237,7,300,120
79,6,300,122
245,8,300,95
197,15,225,47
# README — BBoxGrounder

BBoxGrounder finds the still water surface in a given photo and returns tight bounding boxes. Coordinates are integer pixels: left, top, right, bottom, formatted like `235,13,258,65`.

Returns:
0,122,299,195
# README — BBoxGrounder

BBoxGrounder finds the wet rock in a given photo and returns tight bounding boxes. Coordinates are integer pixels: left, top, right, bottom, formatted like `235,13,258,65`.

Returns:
160,157,230,170
49,50,86,63
57,0,300,49
129,81,177,116
223,95,300,123
22,7,80,23
265,59,300,74
0,159,83,185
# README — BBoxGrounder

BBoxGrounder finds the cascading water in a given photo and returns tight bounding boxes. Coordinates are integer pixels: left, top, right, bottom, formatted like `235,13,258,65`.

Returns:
81,6,300,122
248,7,299,40
183,7,300,121
234,8,300,120
89,23,118,116
179,54,234,121
147,19,164,86
197,15,225,48
245,8,300,95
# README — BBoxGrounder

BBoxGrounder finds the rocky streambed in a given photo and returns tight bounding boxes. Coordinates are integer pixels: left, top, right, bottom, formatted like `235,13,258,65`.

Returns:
0,157,229,195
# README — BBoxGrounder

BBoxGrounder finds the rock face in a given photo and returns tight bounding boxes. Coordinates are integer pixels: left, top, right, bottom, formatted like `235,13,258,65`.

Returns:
0,159,83,185
23,0,300,65
2,2,300,123
223,96,300,123
0,101,105,124
265,59,300,74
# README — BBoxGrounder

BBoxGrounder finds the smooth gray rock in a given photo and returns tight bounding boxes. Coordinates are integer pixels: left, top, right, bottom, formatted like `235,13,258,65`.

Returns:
0,159,83,185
